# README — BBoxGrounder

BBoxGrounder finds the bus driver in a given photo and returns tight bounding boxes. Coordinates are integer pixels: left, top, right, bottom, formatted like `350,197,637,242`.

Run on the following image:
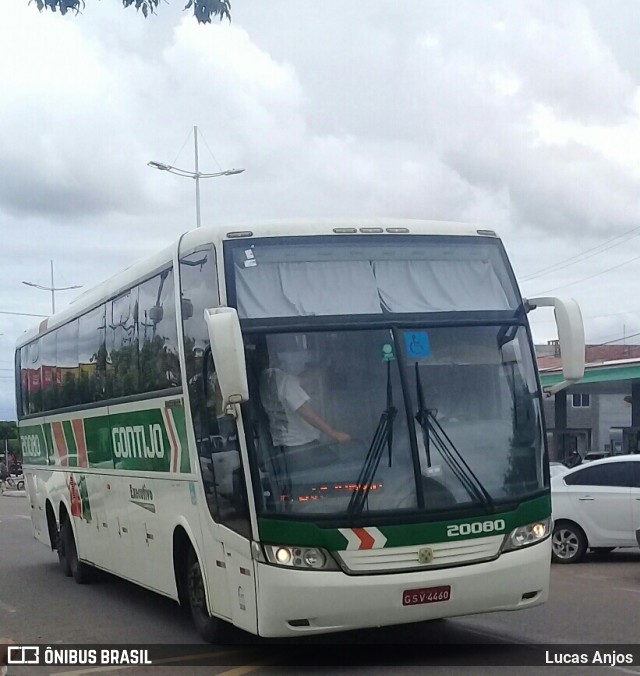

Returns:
259,349,351,461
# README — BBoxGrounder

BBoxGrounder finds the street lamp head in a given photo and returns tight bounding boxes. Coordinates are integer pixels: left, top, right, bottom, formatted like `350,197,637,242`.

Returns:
148,126,245,230
147,161,171,171
22,281,48,291
23,281,82,291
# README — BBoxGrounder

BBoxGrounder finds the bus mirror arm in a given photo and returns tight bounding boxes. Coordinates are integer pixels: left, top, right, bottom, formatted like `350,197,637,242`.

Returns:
524,296,585,395
543,380,574,397
224,397,243,419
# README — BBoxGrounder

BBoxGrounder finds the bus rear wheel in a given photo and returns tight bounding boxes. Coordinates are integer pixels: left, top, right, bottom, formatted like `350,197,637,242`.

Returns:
57,520,72,577
187,549,223,643
61,519,93,584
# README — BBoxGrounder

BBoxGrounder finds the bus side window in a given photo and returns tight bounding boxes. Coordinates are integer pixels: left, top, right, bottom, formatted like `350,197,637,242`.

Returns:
202,352,251,538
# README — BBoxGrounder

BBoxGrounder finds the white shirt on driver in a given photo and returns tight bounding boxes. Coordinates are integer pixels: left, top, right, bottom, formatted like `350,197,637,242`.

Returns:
259,368,321,447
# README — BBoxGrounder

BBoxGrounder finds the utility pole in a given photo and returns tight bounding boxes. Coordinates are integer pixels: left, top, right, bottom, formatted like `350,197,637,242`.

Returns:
22,260,82,315
148,126,244,229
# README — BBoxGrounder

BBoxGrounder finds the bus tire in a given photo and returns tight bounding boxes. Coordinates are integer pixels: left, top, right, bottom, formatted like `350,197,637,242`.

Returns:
57,519,72,577
187,548,222,643
61,519,93,584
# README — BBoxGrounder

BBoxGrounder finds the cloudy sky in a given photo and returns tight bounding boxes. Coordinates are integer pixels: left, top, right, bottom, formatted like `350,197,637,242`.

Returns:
2,0,640,419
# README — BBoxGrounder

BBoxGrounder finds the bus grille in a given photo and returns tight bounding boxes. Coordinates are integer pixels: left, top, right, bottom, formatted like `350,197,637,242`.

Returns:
336,534,504,574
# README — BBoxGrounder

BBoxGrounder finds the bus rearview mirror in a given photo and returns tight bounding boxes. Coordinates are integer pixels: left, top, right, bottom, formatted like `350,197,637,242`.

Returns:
204,307,249,413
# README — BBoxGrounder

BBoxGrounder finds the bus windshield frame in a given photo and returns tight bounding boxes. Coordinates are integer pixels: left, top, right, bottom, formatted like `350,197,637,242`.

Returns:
224,235,545,527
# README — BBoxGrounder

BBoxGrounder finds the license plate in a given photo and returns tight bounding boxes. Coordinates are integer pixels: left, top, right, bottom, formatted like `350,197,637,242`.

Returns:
402,585,451,606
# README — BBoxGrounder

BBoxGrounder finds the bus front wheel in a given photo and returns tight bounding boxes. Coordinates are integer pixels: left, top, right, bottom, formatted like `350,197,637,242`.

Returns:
187,549,223,643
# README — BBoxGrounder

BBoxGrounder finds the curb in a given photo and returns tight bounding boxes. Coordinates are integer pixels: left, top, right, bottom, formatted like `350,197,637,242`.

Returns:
1,491,26,498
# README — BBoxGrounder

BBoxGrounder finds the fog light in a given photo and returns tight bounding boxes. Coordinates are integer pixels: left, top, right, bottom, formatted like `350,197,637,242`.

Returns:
302,548,326,569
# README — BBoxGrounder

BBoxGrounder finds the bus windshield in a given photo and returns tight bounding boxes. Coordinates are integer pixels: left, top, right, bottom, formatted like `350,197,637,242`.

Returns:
244,324,544,521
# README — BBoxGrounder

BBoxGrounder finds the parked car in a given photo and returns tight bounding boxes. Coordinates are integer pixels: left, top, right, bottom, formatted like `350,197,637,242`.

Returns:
583,450,612,462
550,461,570,477
551,455,640,563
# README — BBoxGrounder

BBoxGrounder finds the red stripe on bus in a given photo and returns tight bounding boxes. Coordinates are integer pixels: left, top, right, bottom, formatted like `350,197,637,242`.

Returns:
52,422,68,466
71,419,88,468
352,527,375,550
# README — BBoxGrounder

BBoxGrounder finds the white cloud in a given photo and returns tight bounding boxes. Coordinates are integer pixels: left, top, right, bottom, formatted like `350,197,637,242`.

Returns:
3,0,640,417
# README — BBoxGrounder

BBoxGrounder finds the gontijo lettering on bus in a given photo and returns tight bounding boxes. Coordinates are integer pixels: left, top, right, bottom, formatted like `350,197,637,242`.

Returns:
112,424,165,459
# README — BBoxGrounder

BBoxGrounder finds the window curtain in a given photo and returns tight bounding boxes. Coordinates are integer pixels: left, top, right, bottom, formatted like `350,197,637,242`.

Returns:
236,258,512,318
236,261,382,318
373,259,511,312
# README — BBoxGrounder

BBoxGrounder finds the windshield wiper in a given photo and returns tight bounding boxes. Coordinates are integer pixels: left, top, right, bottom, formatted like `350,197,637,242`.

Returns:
348,360,397,516
414,363,494,511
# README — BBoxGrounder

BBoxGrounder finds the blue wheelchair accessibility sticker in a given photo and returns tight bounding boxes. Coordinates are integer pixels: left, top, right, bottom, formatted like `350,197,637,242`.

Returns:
404,331,432,360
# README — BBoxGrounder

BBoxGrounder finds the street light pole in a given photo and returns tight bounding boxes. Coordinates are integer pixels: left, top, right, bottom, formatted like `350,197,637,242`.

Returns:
22,260,82,315
148,126,244,229
194,125,202,230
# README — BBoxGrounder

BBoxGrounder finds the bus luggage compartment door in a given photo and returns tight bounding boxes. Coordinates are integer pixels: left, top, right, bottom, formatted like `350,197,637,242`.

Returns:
221,528,258,634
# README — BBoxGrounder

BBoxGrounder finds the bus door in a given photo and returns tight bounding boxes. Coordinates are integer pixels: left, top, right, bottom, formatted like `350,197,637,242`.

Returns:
179,243,256,630
196,353,257,633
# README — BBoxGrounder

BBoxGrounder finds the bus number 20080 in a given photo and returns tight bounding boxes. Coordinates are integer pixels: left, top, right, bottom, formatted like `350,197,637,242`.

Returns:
446,519,506,537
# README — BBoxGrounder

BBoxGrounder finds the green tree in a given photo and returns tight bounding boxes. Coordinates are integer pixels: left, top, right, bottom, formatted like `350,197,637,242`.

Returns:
30,0,231,24
0,421,17,442
0,421,19,461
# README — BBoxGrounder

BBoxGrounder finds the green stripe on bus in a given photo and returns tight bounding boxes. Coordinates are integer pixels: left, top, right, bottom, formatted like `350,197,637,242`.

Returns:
257,494,552,550
63,420,78,465
84,416,114,469
43,423,54,465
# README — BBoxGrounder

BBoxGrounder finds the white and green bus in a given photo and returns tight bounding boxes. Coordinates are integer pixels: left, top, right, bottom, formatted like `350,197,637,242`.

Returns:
16,219,584,640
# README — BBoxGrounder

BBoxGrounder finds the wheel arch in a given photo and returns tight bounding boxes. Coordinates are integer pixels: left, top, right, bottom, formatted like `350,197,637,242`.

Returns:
554,518,589,546
56,496,80,551
172,519,210,611
45,499,58,551
58,497,71,528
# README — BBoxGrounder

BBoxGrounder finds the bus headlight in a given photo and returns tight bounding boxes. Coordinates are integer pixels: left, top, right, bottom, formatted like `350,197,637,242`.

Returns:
501,517,551,553
260,544,339,570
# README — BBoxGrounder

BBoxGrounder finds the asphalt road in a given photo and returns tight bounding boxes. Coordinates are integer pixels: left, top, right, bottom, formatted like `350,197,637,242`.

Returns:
2,493,640,675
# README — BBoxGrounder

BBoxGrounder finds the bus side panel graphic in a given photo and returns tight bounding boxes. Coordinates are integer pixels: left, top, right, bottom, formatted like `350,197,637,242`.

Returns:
22,405,191,474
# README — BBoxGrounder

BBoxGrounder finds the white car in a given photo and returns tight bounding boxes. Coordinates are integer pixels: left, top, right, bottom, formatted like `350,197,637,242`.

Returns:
549,461,569,478
551,455,640,563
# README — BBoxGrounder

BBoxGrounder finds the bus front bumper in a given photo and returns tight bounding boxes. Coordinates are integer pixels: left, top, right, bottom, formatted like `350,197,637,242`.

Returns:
254,538,551,637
